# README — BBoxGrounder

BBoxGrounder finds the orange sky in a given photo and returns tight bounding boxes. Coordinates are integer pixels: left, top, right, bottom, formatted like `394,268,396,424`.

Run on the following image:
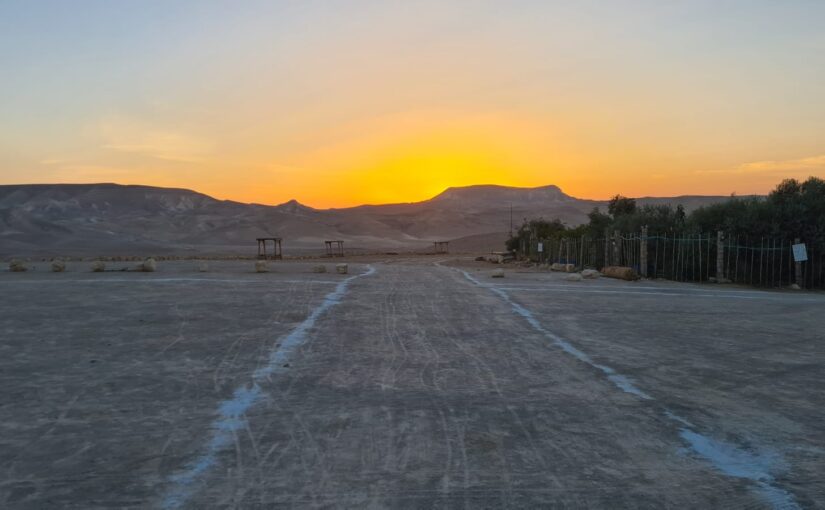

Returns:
2,2,824,207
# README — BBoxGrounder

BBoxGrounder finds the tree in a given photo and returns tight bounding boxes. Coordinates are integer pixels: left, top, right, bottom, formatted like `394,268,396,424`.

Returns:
586,207,611,236
607,195,636,217
506,218,567,252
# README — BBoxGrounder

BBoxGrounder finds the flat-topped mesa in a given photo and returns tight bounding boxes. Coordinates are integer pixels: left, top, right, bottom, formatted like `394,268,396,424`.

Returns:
430,184,575,209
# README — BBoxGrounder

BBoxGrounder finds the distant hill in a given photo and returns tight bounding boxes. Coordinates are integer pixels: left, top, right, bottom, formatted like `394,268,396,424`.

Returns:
0,183,739,256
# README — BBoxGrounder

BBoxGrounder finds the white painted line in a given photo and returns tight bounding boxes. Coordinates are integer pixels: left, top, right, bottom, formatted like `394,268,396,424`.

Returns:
0,278,340,285
494,286,824,302
457,267,801,509
161,265,376,509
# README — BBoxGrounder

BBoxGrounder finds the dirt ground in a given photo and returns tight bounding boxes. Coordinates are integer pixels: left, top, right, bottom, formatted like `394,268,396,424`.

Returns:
1,257,823,509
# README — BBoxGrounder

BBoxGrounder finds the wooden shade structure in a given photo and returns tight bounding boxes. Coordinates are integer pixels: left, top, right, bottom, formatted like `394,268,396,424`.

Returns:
325,240,344,257
257,238,282,260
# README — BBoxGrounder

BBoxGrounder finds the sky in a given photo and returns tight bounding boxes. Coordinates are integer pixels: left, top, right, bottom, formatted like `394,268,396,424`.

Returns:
1,0,824,208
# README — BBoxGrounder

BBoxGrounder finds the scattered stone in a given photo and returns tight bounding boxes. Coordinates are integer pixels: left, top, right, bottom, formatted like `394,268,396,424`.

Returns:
198,262,209,272
255,260,268,273
491,268,504,278
141,257,157,272
550,262,575,272
581,269,600,279
566,273,584,282
336,263,348,274
790,283,801,290
312,265,327,273
474,256,486,261
601,266,639,281
90,261,106,272
51,260,66,272
9,259,27,272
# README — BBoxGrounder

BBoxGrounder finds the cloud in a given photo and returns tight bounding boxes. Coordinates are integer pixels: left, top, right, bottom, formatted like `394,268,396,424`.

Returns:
694,155,825,176
97,117,210,163
48,164,136,181
736,155,825,174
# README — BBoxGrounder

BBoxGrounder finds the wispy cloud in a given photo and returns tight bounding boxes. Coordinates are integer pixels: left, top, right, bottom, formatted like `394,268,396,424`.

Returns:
736,155,825,174
695,155,825,176
48,164,136,181
98,117,210,163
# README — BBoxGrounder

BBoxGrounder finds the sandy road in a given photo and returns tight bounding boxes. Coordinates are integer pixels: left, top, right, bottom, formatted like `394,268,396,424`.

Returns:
1,259,822,508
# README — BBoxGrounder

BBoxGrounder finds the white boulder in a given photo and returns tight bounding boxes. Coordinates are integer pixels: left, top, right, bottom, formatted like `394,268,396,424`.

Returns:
581,269,600,279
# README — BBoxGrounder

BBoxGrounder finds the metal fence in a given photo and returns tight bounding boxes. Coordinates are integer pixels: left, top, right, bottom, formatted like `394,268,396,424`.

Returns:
523,231,824,290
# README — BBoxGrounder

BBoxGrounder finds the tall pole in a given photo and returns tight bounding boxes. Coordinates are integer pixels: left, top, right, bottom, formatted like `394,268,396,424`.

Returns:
509,203,513,238
640,226,648,277
716,231,725,282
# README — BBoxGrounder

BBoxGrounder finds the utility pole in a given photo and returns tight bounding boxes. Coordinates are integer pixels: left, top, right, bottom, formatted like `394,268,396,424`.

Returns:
509,203,513,238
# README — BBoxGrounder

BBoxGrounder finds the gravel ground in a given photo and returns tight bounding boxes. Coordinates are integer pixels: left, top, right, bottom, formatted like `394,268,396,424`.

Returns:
1,258,822,509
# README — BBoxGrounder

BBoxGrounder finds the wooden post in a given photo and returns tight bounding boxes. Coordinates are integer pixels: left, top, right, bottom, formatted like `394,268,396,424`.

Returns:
795,237,803,289
613,230,621,266
640,226,648,277
603,228,609,269
716,231,726,282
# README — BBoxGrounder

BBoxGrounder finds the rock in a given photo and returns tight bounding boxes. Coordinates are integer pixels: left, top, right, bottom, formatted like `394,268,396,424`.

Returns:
491,268,505,278
198,262,209,272
51,260,66,272
550,262,575,272
9,259,28,272
255,260,268,273
312,265,327,273
474,256,486,262
790,283,801,290
336,263,348,274
90,261,106,272
141,257,157,272
581,269,600,279
601,266,639,281
566,273,583,282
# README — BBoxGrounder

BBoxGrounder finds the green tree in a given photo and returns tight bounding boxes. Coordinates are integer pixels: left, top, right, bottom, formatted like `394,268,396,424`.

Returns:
607,195,637,217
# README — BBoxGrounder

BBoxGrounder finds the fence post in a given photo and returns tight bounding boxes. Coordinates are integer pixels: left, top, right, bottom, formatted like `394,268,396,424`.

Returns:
716,231,726,282
613,230,621,266
640,226,648,277
794,237,803,289
603,228,610,269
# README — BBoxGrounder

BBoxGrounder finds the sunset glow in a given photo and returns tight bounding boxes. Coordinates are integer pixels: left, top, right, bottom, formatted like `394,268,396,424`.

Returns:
2,1,824,207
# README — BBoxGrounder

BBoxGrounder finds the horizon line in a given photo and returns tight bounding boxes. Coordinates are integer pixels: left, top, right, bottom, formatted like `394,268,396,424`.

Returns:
0,181,753,210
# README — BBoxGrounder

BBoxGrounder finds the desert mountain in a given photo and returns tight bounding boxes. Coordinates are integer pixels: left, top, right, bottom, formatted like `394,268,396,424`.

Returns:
0,183,736,256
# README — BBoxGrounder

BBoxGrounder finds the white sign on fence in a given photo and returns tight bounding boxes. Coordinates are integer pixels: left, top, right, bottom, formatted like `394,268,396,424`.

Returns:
537,242,544,253
792,243,808,262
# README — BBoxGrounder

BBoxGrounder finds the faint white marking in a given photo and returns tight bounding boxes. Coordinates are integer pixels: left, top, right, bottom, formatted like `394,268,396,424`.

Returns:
457,268,800,509
161,265,375,509
493,286,824,302
0,278,339,285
